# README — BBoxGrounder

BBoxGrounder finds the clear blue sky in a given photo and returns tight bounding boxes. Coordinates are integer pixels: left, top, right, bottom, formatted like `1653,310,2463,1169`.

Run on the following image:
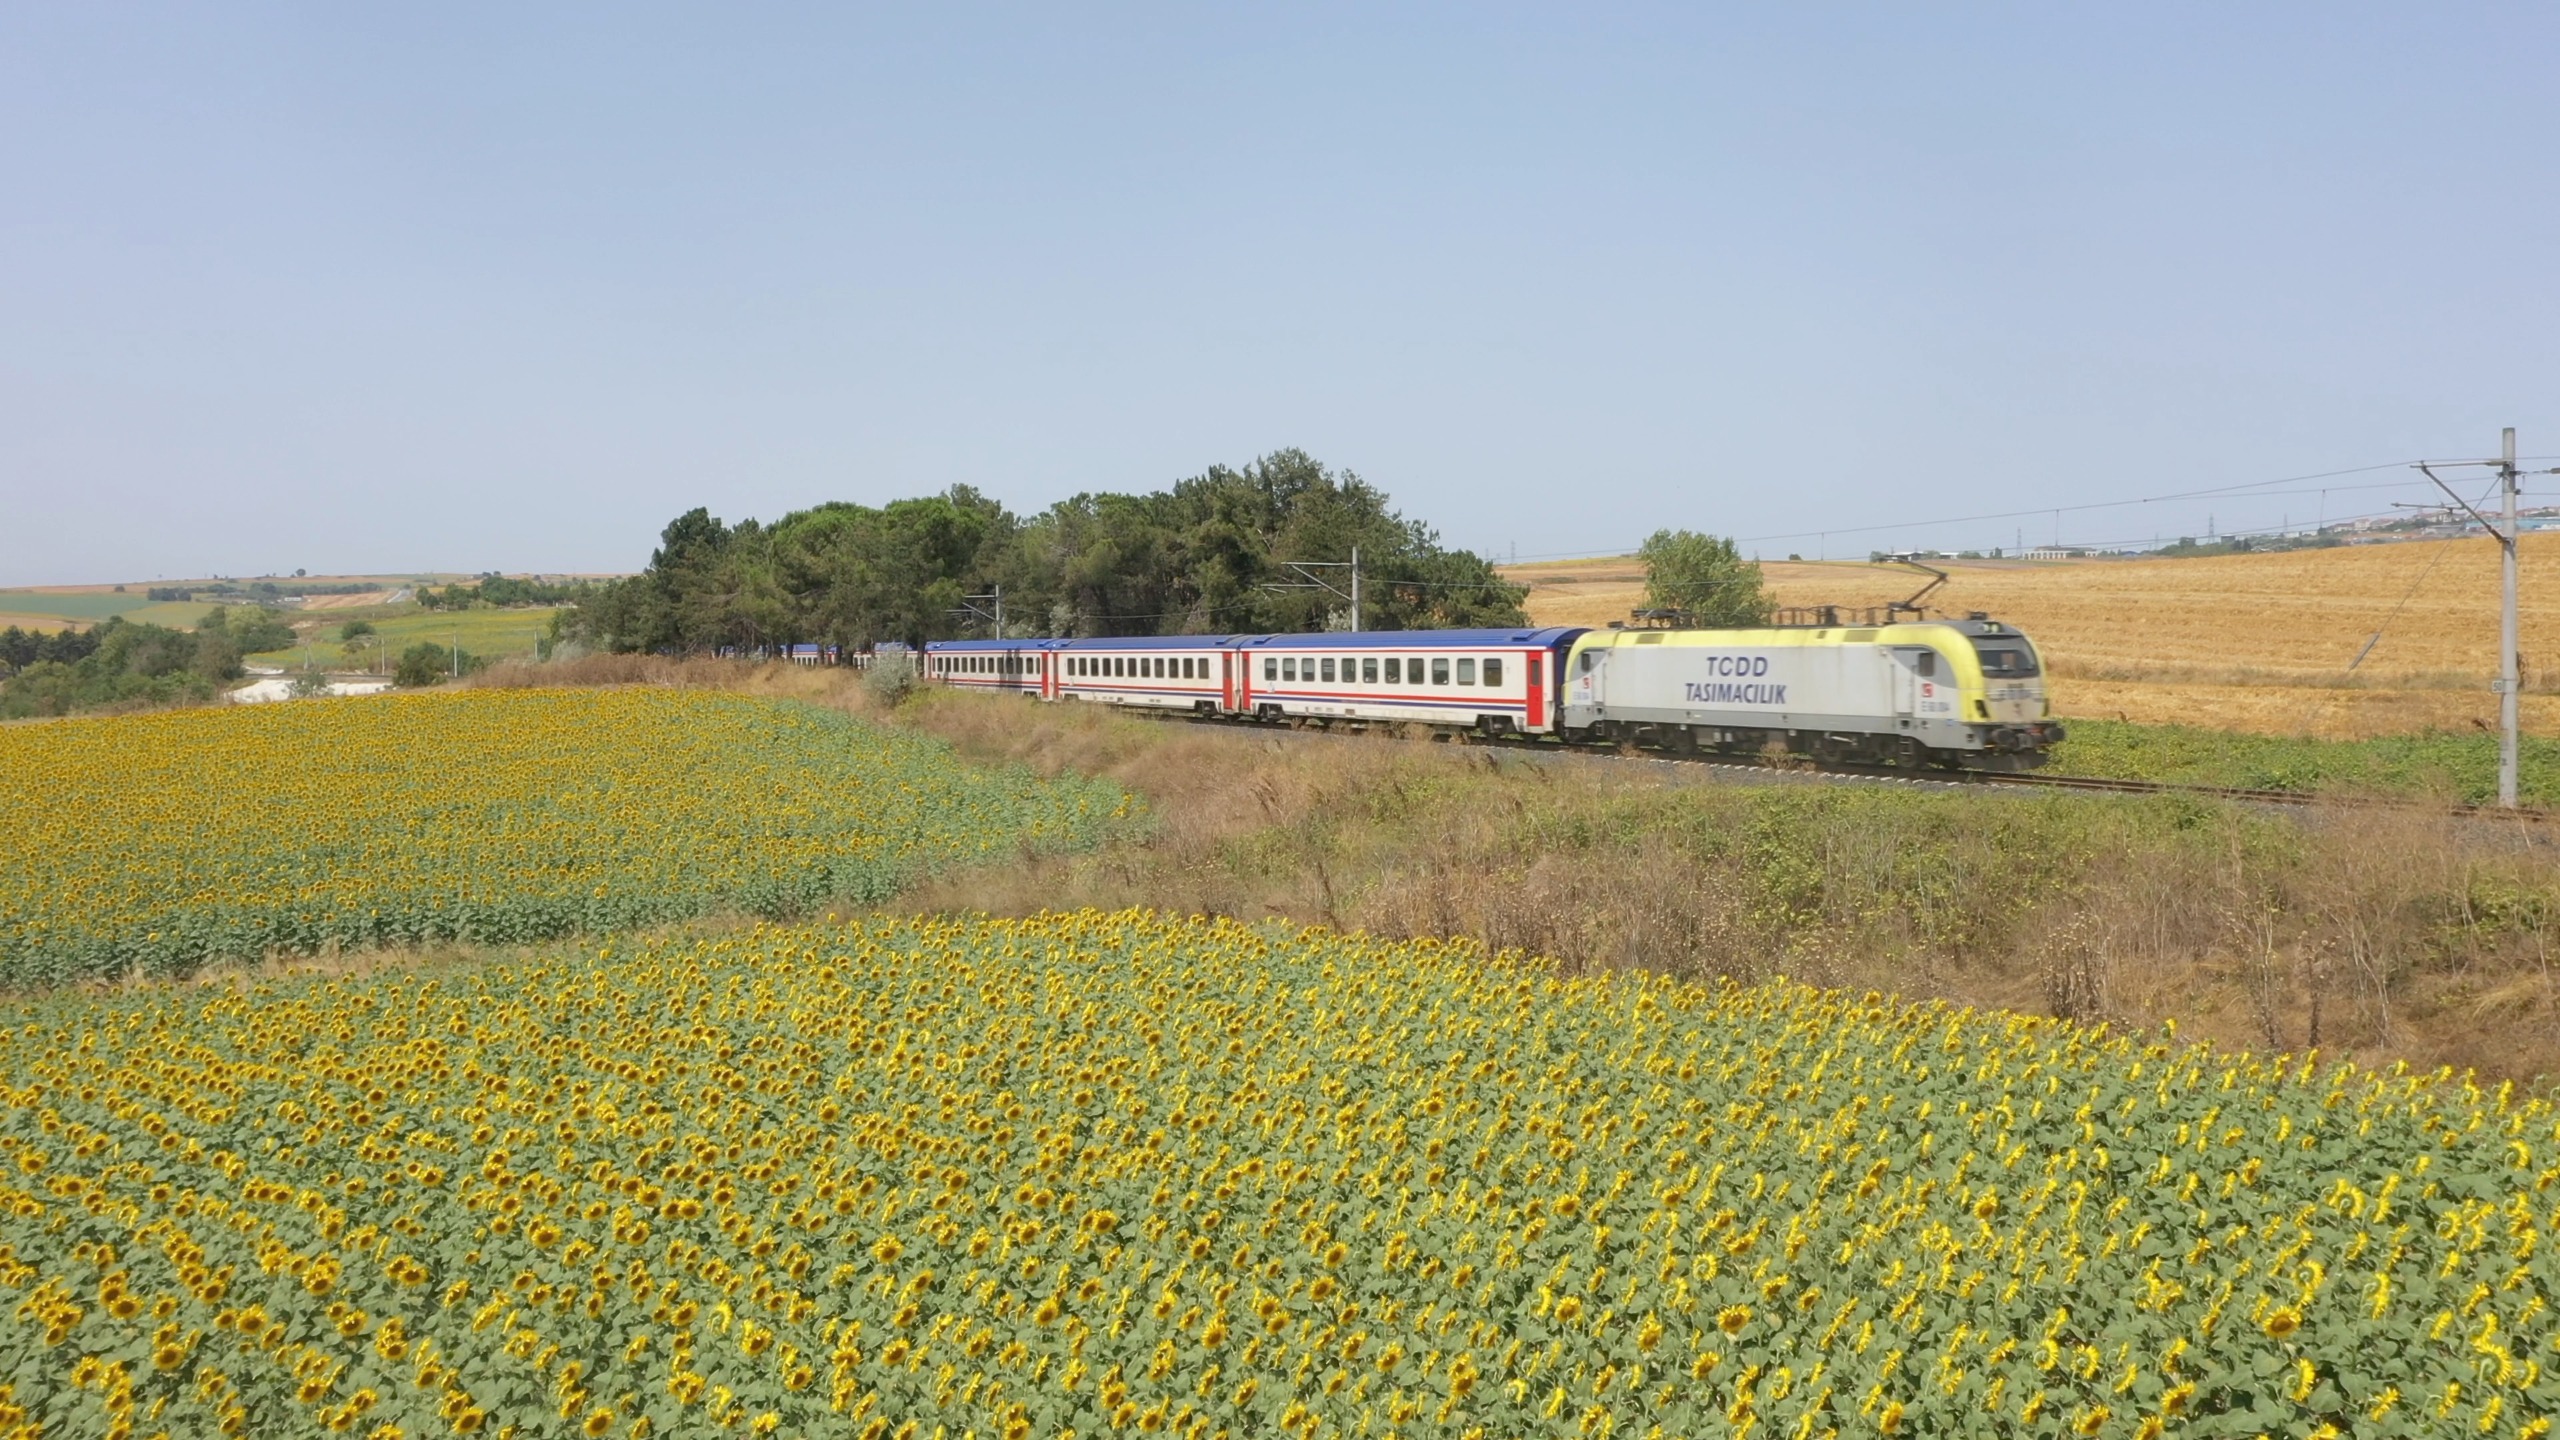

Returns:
7,4,2559,584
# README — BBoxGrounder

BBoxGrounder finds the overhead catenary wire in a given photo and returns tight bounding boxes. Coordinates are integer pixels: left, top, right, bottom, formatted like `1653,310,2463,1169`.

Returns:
1497,456,2560,564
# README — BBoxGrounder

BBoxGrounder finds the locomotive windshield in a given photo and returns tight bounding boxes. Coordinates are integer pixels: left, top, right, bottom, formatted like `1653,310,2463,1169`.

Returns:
1971,641,2041,677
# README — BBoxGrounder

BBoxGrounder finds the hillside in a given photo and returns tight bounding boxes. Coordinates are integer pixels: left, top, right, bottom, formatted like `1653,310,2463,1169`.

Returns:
1506,535,2560,737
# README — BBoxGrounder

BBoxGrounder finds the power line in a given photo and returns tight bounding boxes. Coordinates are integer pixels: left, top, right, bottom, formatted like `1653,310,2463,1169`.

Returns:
1498,457,2548,564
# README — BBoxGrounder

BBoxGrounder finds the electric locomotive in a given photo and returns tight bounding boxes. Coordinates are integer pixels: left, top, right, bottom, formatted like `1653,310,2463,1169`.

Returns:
1560,615,2061,770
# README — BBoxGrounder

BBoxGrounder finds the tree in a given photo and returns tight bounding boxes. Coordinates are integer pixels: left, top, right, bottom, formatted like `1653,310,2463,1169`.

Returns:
1636,530,1774,627
556,454,1526,654
394,642,454,687
339,619,376,642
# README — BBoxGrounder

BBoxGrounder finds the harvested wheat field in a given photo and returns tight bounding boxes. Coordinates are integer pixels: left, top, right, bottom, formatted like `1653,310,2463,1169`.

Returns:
1505,534,2560,738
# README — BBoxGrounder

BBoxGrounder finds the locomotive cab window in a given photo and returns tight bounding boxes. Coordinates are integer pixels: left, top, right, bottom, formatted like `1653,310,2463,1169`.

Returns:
1917,652,1936,678
1972,642,2040,678
1456,659,1476,685
1484,658,1503,688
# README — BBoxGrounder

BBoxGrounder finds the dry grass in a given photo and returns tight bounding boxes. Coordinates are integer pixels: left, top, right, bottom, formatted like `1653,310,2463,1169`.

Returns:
1506,537,2560,738
474,661,2560,1085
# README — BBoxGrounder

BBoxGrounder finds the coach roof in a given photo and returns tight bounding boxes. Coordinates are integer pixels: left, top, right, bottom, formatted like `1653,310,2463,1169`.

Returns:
929,628,1585,652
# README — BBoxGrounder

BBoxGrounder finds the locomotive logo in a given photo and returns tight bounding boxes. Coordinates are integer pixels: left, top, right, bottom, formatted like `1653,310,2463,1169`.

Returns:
1685,680,1788,705
1684,657,1784,705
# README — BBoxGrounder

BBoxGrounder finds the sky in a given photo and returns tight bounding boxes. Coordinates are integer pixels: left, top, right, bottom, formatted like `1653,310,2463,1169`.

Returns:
6,4,2560,584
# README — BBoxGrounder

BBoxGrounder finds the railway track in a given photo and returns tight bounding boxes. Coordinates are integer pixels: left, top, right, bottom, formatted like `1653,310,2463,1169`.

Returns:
1146,708,2553,818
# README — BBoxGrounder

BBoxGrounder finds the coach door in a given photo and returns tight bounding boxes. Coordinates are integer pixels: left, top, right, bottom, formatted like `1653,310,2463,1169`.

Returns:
1222,652,1240,711
1041,653,1057,700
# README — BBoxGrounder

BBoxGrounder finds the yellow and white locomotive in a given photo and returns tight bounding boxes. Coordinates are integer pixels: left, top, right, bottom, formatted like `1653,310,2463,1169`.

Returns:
1561,614,2061,769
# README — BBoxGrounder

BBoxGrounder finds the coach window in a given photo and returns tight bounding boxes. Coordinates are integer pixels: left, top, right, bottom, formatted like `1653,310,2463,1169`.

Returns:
1457,659,1476,685
1361,658,1378,684
1383,658,1400,684
1313,657,1329,683
1409,656,1424,682
1431,658,1450,686
1262,656,1276,682
1484,658,1503,688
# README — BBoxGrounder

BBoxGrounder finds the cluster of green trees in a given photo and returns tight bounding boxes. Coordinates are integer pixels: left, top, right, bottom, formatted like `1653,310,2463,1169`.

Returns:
0,605,298,719
417,574,594,610
1636,529,1775,626
561,450,1527,653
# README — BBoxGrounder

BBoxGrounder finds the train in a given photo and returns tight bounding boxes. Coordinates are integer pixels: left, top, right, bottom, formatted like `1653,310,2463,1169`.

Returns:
923,613,2063,770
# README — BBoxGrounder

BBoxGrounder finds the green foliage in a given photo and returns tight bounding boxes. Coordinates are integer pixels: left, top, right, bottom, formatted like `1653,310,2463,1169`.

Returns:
416,572,595,610
338,619,376,641
0,616,242,719
1637,528,1774,625
861,651,920,707
2049,717,2560,806
393,641,466,687
561,450,1526,653
201,603,297,654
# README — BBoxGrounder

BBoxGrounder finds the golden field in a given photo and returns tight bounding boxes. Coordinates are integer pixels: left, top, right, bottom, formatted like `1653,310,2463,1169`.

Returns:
1505,535,2560,738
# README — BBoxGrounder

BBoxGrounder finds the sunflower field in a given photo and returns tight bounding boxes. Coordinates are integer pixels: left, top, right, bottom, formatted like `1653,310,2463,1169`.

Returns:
0,689,1127,986
0,909,2551,1439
